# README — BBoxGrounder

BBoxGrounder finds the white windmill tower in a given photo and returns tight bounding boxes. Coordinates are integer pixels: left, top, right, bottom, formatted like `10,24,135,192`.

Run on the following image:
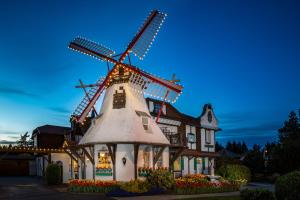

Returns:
68,10,183,181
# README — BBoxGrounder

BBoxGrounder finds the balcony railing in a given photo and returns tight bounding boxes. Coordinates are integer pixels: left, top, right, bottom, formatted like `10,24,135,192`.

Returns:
160,127,184,146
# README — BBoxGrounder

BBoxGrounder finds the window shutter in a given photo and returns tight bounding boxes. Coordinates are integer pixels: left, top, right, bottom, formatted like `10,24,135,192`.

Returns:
194,158,197,170
202,158,205,170
181,157,184,170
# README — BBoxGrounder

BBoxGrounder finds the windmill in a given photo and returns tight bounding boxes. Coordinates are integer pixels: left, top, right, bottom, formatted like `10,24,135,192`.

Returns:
69,10,183,125
67,10,185,181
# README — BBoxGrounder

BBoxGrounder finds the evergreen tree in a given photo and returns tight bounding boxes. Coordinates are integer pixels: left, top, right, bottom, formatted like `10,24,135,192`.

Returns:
270,111,300,173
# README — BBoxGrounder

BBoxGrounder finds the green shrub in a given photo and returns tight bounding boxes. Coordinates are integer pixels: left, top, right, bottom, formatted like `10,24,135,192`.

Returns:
217,164,251,184
120,179,150,193
275,171,300,200
241,189,275,200
146,169,174,190
45,163,61,185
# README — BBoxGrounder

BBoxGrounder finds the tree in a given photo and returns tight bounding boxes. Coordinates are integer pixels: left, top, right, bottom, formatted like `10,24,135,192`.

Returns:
215,141,224,152
243,144,265,174
269,111,300,174
16,132,33,147
226,140,248,154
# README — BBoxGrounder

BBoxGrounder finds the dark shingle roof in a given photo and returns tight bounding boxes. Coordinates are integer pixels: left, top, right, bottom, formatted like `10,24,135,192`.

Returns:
33,125,71,136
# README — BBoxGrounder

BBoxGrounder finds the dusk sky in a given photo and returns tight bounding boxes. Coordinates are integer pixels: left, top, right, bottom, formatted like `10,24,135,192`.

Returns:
0,0,299,147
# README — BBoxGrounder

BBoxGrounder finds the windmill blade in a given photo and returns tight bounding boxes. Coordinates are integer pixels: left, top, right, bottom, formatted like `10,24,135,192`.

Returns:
69,37,115,61
72,77,106,123
124,65,183,103
122,10,167,61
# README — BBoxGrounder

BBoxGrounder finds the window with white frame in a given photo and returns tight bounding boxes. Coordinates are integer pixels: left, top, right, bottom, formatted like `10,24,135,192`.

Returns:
205,129,211,144
186,125,196,149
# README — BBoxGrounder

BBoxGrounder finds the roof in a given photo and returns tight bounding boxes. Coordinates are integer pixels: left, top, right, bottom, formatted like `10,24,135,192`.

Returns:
80,83,170,145
182,149,219,157
32,125,71,137
146,98,200,126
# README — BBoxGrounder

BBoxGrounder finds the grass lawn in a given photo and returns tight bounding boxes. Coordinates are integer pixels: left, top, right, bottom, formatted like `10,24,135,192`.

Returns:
179,196,240,200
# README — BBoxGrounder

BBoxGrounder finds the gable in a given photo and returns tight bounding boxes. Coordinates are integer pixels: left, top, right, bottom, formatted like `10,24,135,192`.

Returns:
200,104,219,130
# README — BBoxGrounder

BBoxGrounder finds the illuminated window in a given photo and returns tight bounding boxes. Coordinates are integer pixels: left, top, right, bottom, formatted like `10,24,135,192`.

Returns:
96,150,112,176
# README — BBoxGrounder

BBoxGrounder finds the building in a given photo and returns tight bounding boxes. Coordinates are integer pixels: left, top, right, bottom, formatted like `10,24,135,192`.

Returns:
31,98,220,183
32,125,72,183
146,98,221,177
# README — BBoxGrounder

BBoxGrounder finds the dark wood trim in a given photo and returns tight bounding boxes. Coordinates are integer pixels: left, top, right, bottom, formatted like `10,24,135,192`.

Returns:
82,147,94,164
107,144,117,180
134,144,139,180
170,147,185,164
69,148,84,163
153,146,165,166
64,149,78,163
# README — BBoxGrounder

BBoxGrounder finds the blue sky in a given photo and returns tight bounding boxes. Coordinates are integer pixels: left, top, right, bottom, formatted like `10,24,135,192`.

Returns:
0,0,299,147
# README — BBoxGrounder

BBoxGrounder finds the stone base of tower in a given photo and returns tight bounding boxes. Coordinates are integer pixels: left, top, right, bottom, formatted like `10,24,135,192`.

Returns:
77,144,169,182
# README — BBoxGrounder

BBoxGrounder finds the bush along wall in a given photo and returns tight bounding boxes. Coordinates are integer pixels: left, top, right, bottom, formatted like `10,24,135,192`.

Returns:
275,170,300,200
45,163,61,185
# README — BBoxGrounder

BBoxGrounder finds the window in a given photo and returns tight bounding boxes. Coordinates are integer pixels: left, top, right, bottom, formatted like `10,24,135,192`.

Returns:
96,150,112,176
187,133,196,143
205,129,211,144
142,117,149,130
153,103,161,114
153,147,163,168
143,147,151,168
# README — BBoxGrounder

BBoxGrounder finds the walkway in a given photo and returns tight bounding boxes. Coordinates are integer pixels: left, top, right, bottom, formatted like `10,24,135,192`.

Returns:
0,176,113,200
113,191,240,200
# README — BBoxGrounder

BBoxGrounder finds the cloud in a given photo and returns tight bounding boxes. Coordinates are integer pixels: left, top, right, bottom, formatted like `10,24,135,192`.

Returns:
0,130,20,135
222,121,281,134
0,85,38,98
218,111,256,124
0,140,16,145
47,107,71,114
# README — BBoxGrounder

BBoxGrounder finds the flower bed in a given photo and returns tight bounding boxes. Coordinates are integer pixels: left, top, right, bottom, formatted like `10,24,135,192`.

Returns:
174,174,240,195
68,179,118,193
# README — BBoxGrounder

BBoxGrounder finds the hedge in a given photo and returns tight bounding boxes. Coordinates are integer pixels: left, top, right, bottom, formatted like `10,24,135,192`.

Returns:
275,170,300,200
217,164,251,184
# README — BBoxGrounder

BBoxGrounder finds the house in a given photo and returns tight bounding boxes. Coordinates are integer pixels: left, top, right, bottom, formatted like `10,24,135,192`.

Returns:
32,125,72,183
146,98,221,177
31,98,221,183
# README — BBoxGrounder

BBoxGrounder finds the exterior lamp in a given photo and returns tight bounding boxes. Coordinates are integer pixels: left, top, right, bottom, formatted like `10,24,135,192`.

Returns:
122,157,126,165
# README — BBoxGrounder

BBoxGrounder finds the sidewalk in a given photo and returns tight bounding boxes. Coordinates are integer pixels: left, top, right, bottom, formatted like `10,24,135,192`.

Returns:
113,191,240,200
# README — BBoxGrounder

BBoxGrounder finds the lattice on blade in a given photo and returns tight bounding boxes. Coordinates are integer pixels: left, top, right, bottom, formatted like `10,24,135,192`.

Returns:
128,71,182,103
73,77,105,118
131,11,167,60
69,37,115,61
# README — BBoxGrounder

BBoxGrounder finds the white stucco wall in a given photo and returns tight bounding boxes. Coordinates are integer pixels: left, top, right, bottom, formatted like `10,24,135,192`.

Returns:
200,129,215,152
51,153,72,183
116,144,135,181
